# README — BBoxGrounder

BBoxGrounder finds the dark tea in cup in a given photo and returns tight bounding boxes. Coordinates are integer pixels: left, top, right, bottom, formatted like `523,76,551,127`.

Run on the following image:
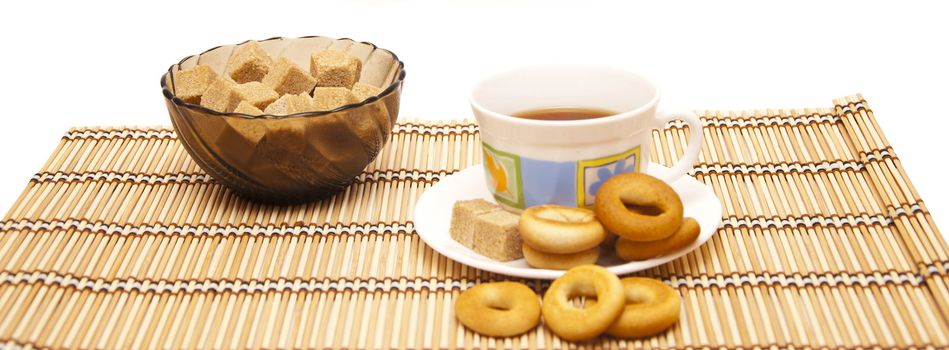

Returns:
514,107,615,121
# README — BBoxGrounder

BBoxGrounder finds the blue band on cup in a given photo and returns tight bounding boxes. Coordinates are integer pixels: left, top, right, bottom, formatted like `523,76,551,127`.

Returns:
482,142,641,209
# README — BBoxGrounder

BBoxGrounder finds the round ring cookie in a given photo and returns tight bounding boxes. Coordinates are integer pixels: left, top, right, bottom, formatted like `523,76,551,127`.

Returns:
616,217,701,261
605,277,681,338
519,205,607,254
542,265,625,341
522,244,600,270
454,282,541,337
593,173,683,241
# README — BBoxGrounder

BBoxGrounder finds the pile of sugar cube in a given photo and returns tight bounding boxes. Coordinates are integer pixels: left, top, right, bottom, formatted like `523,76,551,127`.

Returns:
174,41,382,116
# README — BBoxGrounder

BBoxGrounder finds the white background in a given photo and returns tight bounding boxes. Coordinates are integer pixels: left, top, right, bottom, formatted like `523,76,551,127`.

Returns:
1,1,947,238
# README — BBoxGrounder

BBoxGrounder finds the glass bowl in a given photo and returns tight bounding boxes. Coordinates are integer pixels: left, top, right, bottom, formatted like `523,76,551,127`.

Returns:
161,36,405,203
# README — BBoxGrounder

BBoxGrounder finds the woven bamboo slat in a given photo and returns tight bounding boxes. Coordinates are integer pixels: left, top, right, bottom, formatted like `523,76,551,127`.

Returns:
0,94,946,349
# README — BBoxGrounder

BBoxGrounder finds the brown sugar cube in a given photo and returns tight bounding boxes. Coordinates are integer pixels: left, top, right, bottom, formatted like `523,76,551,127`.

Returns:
310,50,362,88
351,82,382,102
215,108,268,165
352,88,394,138
473,210,524,261
264,93,315,115
262,57,318,95
225,41,274,83
174,64,218,104
255,123,342,192
233,82,279,110
312,87,358,111
300,113,373,175
334,103,387,158
450,199,501,248
200,77,242,113
233,101,263,115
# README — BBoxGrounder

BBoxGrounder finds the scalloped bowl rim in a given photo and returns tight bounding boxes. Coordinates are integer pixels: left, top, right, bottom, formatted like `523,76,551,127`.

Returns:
160,35,406,120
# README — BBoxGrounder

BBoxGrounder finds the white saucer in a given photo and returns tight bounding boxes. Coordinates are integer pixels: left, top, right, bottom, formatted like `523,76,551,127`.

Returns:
413,163,723,279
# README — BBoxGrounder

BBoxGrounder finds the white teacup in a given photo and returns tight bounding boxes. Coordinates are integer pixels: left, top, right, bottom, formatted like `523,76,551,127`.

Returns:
470,65,703,212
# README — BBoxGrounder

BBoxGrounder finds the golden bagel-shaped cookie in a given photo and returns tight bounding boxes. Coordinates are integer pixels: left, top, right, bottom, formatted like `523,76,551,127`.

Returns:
594,173,683,241
519,205,607,254
616,218,701,261
522,244,600,270
454,282,541,337
542,265,625,341
605,277,681,338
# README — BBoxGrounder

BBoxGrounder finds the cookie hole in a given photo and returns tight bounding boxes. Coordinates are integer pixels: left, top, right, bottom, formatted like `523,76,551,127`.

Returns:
484,296,514,311
567,293,598,309
624,204,663,216
580,297,599,309
488,304,511,311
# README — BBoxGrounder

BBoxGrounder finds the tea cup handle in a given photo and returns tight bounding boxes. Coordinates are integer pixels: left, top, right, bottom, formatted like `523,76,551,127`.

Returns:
653,111,703,183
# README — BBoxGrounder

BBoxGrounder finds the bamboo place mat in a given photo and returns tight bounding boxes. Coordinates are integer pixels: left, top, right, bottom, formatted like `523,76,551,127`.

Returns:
0,94,947,350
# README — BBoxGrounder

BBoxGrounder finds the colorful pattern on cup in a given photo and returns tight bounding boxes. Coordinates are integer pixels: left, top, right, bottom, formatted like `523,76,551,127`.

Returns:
481,143,525,209
481,142,641,209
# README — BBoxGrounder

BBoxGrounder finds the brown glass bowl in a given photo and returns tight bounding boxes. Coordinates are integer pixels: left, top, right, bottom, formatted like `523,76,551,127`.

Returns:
161,36,405,203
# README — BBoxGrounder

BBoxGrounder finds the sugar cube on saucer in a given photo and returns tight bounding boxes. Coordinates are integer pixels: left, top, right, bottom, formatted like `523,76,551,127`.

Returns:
449,199,524,261
473,210,523,261
450,199,500,247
